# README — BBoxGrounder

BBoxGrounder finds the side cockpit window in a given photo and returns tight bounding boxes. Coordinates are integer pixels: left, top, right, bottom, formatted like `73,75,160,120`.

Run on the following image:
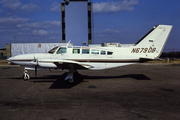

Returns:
57,48,67,54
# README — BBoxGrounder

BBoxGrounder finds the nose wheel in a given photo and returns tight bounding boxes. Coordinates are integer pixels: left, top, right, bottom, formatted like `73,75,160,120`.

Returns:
23,69,30,81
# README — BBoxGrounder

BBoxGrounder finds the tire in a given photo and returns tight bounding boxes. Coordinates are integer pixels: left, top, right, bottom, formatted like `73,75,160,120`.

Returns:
68,78,74,84
23,74,30,81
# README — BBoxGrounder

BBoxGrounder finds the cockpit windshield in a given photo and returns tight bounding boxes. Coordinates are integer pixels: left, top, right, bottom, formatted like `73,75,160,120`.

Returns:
48,46,58,54
56,48,67,54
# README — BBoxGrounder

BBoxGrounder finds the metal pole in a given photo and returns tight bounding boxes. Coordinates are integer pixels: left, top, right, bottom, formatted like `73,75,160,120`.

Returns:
14,36,15,43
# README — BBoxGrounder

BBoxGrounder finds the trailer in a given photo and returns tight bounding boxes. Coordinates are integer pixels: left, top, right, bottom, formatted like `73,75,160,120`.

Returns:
11,43,65,57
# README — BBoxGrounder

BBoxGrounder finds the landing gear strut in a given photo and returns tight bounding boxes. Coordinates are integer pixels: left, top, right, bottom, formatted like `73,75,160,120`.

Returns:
23,69,30,81
65,67,78,84
65,68,74,84
66,70,79,84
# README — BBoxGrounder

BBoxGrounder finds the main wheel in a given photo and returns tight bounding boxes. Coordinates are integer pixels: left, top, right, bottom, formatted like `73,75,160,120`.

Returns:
68,78,74,84
23,73,30,81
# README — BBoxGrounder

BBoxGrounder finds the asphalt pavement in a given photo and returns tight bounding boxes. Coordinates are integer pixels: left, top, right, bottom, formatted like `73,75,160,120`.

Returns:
0,63,180,120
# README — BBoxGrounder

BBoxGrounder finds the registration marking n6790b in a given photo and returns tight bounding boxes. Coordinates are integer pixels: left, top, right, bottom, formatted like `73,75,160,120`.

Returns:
131,47,156,53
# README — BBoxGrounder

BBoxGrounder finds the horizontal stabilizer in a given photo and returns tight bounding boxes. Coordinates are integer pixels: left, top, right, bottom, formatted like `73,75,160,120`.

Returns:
139,57,164,62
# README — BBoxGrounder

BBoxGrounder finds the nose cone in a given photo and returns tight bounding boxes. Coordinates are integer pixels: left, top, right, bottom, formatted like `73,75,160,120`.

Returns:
7,57,14,62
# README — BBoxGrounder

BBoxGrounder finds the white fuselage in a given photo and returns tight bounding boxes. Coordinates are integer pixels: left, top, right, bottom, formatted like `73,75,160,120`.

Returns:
8,45,139,70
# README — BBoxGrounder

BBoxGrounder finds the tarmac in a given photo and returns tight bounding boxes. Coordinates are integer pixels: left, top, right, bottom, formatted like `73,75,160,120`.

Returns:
0,63,180,120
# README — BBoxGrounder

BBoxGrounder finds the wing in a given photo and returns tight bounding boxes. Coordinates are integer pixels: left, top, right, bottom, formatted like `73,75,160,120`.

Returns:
37,58,93,69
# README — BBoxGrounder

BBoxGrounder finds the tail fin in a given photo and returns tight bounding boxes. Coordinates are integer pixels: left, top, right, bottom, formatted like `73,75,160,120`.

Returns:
132,25,173,59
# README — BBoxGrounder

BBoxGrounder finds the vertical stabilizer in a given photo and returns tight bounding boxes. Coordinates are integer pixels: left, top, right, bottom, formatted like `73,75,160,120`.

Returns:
132,25,173,59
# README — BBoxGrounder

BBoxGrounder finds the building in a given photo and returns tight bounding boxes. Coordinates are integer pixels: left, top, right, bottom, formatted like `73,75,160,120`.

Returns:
61,0,92,45
0,43,67,58
0,44,10,59
10,43,66,57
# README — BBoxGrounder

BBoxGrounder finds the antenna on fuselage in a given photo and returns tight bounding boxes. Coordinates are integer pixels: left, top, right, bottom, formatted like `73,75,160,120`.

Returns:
66,40,71,47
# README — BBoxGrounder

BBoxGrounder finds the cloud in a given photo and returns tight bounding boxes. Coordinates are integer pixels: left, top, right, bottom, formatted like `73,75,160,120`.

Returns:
32,29,48,36
104,29,123,33
17,21,61,29
0,8,3,13
96,29,123,37
0,16,29,28
13,32,25,36
0,16,28,23
50,0,139,13
93,0,139,13
0,0,22,11
50,2,60,12
0,17,60,38
94,29,124,43
20,3,39,12
0,0,39,13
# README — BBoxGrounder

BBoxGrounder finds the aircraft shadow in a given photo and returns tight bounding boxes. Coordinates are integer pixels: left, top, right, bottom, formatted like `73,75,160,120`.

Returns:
50,73,151,89
12,73,151,89
83,74,151,80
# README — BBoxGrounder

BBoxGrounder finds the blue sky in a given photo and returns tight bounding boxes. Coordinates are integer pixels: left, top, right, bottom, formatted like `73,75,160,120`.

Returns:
0,0,179,50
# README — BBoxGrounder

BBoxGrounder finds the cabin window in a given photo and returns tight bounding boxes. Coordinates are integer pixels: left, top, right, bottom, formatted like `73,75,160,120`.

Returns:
73,49,80,54
82,49,89,54
107,51,113,55
101,51,106,55
56,48,67,54
91,49,99,54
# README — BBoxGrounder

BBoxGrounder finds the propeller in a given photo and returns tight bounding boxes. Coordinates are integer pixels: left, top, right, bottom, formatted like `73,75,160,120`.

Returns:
33,55,38,79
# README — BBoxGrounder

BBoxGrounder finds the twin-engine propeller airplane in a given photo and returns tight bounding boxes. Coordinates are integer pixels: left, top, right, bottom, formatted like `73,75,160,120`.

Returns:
8,25,172,83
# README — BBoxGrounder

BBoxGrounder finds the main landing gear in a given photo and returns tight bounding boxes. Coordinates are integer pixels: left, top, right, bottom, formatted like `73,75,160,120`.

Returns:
65,68,78,84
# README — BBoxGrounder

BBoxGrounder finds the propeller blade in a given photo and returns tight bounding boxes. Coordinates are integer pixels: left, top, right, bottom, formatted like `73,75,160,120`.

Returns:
35,66,37,78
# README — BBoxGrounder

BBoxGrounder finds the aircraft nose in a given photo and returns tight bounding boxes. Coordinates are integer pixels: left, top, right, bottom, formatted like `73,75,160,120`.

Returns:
7,57,14,62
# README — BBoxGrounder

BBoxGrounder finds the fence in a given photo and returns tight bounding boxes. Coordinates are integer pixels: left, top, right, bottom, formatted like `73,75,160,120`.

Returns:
161,49,180,59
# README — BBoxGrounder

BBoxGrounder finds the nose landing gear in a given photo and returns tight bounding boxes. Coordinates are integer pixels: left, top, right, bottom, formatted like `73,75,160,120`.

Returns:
23,69,30,81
